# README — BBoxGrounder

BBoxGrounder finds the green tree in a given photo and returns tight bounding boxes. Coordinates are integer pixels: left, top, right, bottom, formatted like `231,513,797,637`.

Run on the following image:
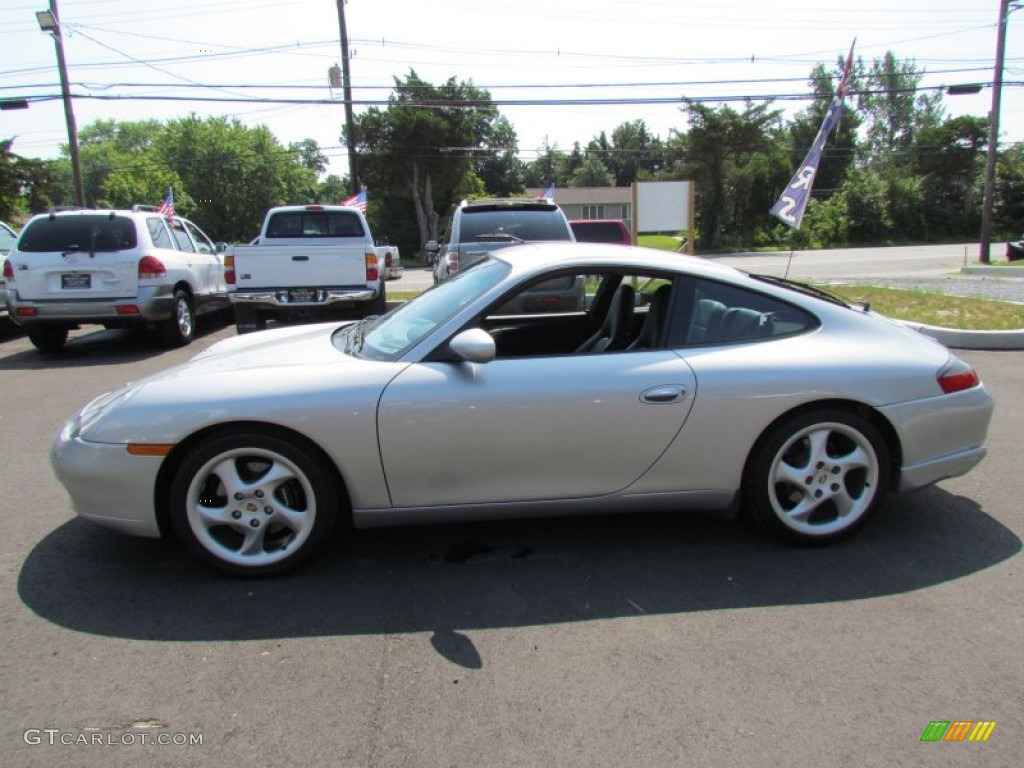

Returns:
570,155,614,187
352,70,508,254
587,120,665,186
913,115,987,236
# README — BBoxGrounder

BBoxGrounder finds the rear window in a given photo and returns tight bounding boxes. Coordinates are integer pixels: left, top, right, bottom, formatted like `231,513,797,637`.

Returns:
570,220,630,244
264,211,365,239
18,215,138,253
460,207,571,243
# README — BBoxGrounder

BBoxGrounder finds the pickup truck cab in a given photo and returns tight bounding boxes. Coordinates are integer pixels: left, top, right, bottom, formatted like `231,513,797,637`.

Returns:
225,204,385,333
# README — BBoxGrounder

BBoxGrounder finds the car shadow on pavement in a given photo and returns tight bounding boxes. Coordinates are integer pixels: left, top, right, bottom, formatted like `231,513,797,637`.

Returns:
19,485,1020,661
0,311,232,369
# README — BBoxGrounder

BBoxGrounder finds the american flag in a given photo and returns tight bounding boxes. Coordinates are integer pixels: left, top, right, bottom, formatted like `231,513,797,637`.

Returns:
157,188,175,222
342,189,367,212
538,184,555,201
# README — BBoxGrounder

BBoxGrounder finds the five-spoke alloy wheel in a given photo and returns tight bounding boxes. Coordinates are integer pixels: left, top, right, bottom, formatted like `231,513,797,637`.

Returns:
745,409,890,543
170,430,340,575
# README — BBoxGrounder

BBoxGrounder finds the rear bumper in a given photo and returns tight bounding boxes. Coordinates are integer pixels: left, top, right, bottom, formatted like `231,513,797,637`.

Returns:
230,287,378,308
879,384,995,492
7,284,174,326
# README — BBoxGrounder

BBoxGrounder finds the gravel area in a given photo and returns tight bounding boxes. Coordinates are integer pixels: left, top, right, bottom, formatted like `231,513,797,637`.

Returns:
820,275,1024,303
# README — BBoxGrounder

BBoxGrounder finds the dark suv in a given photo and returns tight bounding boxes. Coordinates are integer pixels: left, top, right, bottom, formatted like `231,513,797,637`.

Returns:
427,199,575,284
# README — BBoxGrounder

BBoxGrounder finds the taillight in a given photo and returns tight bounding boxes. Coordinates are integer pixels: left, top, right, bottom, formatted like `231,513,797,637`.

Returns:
224,253,235,285
365,252,379,283
938,359,980,394
449,249,459,273
2,259,13,282
138,255,166,279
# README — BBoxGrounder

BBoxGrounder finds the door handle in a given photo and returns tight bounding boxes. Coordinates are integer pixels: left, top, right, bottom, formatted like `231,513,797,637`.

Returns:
640,385,687,404
292,255,309,261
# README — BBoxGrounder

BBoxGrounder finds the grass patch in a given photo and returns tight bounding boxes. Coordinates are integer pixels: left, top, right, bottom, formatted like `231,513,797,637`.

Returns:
637,234,685,252
825,284,1024,331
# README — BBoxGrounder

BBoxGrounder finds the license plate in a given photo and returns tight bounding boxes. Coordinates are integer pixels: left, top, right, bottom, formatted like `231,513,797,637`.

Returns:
62,273,91,289
287,288,318,303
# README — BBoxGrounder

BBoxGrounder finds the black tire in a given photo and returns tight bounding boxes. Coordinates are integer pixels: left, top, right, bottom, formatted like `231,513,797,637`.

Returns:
169,428,341,576
27,326,69,353
234,305,267,335
161,289,195,347
743,408,890,544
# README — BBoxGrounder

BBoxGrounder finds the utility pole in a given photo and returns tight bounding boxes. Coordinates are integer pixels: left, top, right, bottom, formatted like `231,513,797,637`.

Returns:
38,0,85,207
335,0,359,194
979,0,1011,265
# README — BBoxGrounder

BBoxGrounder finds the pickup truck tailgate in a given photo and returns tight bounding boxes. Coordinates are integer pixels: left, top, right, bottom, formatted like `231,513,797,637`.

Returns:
231,244,368,288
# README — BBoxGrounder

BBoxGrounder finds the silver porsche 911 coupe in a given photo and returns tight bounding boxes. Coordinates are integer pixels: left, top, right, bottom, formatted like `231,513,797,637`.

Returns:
51,244,994,575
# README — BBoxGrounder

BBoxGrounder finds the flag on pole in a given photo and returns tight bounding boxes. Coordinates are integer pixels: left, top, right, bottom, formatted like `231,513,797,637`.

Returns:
770,40,856,229
342,189,367,212
538,184,555,201
157,188,175,222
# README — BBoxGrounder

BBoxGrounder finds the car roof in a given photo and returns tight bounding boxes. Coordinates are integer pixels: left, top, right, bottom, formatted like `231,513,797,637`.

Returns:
489,242,744,281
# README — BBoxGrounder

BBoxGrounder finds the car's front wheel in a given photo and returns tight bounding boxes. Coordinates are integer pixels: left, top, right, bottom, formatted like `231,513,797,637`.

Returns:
169,429,341,575
27,325,69,353
744,408,890,544
161,289,195,346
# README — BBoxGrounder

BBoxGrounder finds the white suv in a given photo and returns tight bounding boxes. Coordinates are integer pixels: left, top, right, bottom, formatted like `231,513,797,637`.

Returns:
3,206,229,352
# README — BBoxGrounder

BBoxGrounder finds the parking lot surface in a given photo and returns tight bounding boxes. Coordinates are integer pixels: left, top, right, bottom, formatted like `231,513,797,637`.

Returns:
0,316,1021,767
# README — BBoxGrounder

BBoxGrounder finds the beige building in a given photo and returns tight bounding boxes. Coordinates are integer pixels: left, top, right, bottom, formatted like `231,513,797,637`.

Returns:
528,187,633,229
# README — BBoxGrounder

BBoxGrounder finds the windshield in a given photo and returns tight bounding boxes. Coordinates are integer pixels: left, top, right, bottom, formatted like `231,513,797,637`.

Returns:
348,259,510,361
18,215,137,253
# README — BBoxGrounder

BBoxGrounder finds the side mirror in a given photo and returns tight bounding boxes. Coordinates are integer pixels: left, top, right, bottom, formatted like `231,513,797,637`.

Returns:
448,328,495,364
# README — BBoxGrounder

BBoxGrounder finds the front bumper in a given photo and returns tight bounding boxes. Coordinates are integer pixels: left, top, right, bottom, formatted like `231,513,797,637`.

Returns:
51,425,163,538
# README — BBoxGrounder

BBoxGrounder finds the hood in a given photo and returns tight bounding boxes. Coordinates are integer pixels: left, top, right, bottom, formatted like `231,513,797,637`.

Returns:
186,320,355,373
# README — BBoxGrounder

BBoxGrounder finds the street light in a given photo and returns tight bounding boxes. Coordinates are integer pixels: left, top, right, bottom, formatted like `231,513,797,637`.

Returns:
37,1,85,207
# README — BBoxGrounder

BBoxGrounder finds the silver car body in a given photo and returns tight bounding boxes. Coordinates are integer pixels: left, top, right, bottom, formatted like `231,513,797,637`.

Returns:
52,244,993,548
0,221,17,319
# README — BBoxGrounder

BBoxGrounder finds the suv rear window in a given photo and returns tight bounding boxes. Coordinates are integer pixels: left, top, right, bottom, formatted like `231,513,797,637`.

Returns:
460,206,572,242
570,220,630,244
18,215,138,253
264,211,365,239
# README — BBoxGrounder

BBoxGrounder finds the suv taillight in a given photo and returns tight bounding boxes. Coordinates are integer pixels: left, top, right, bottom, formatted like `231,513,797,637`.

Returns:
365,252,379,282
224,253,235,285
448,249,459,273
2,259,13,282
138,255,166,279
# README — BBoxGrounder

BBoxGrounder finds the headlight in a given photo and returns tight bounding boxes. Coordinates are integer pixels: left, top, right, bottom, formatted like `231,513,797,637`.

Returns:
68,385,138,439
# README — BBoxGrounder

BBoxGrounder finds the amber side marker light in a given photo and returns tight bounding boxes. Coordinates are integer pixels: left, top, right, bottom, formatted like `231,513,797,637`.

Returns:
126,444,174,456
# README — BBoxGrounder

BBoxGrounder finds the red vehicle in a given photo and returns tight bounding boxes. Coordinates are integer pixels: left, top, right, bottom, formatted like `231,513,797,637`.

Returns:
569,219,633,245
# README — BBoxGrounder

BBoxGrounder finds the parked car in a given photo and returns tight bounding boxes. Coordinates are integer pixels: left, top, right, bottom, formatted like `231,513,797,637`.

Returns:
1006,235,1024,261
0,220,17,320
375,240,403,280
569,219,633,245
224,204,384,334
426,198,575,283
4,207,229,352
51,243,993,575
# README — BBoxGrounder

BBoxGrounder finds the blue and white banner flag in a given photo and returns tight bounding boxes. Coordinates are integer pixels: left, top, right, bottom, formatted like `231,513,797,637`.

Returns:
770,40,855,229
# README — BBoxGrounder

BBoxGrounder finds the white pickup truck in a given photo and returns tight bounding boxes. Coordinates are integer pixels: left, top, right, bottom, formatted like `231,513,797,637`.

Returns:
226,204,386,334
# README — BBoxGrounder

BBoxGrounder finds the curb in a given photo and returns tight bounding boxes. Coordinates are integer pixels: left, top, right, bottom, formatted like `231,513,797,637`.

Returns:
897,321,1024,351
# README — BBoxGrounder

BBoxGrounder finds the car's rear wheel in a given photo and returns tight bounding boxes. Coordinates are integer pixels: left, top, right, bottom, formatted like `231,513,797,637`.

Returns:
744,409,890,544
161,289,194,346
169,429,340,575
27,326,69,353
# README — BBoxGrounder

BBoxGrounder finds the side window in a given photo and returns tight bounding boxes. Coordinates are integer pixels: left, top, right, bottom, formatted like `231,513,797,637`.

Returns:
169,220,196,252
147,217,174,250
183,220,214,254
480,270,675,358
681,278,817,346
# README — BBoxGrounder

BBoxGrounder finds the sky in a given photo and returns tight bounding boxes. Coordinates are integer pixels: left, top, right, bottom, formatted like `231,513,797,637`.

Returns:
2,0,1023,182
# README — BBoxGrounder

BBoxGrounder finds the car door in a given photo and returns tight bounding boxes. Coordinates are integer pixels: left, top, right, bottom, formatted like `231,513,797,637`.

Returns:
376,270,698,508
